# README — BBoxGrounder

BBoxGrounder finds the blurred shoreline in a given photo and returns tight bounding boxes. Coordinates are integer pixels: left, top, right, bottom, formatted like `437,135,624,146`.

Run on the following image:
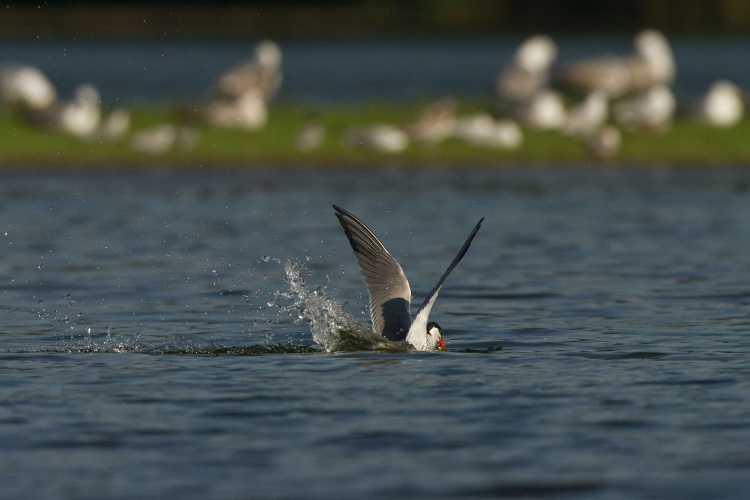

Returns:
3,21,749,169
2,101,750,169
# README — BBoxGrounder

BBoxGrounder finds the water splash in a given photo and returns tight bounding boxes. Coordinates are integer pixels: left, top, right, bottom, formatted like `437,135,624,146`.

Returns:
274,259,412,353
10,257,415,356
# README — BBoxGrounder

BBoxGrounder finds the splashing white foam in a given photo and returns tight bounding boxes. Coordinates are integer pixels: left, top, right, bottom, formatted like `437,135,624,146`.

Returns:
24,258,412,355
275,259,411,353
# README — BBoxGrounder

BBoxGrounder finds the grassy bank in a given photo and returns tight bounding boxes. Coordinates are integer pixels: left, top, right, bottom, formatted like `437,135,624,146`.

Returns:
1,100,749,169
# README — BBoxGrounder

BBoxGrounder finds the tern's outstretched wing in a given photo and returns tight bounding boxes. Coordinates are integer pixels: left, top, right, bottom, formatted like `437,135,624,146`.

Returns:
333,205,412,340
410,217,484,336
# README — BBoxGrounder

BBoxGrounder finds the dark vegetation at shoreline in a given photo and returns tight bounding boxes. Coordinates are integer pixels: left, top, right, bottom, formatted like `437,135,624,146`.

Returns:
2,2,750,39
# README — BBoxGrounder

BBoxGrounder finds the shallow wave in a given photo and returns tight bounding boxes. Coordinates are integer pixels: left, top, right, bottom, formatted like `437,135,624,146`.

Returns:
19,337,498,356
45,340,320,356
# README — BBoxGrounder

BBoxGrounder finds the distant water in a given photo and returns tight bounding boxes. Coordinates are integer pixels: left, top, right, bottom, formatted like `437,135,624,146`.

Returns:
2,167,750,497
1,36,749,105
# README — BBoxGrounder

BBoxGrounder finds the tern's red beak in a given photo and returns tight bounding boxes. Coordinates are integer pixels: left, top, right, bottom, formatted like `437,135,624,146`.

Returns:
437,337,447,351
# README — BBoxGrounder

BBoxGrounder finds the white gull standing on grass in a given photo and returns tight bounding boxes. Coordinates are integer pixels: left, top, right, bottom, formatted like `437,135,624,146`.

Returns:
405,97,458,144
685,80,745,128
94,108,131,141
202,40,282,131
515,90,568,130
556,29,675,98
496,35,557,103
214,40,283,103
614,84,676,132
203,88,268,131
452,113,523,149
0,64,56,110
563,91,609,140
333,205,483,351
343,124,410,154
295,118,325,152
130,124,198,155
22,84,101,139
585,124,621,160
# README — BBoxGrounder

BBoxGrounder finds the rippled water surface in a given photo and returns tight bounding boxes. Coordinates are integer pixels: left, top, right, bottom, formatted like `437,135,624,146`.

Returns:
2,167,750,498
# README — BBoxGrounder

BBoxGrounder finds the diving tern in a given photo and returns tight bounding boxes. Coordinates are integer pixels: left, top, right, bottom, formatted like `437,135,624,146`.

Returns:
333,205,483,351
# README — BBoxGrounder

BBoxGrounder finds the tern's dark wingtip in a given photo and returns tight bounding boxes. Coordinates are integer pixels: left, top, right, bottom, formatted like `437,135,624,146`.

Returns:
332,204,344,220
332,204,351,218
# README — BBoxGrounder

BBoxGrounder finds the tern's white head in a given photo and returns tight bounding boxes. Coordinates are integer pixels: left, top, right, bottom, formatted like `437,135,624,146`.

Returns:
427,322,447,351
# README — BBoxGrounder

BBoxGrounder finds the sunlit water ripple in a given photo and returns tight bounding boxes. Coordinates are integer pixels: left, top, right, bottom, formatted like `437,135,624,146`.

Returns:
2,167,750,498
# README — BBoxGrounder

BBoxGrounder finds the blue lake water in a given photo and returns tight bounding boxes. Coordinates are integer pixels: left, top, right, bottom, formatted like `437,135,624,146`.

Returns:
1,167,750,498
2,36,749,105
